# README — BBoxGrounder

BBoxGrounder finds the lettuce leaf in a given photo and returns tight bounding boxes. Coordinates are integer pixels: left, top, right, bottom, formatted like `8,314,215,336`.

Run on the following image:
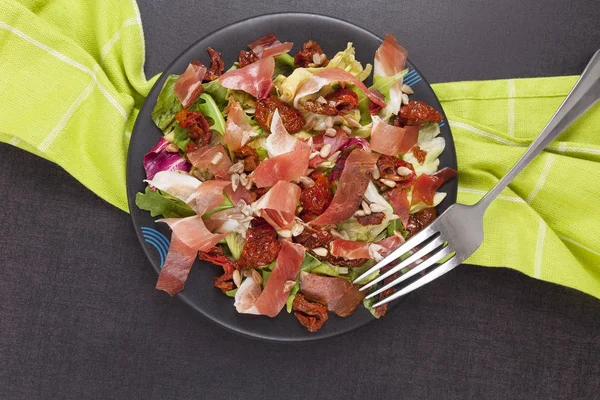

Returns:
202,80,228,109
224,232,244,261
135,187,196,218
285,283,300,313
173,125,191,151
151,74,182,132
309,43,372,81
190,93,226,134
363,296,380,318
225,288,237,297
276,68,313,103
274,53,296,77
371,69,408,103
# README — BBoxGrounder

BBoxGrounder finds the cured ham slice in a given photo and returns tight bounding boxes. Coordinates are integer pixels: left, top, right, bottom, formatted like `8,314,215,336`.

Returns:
234,276,263,313
293,68,386,108
224,99,256,152
299,272,365,317
186,144,232,180
310,149,379,226
374,34,408,114
237,241,305,317
218,56,275,99
412,167,457,205
224,184,253,205
174,62,207,108
155,234,198,296
387,187,411,227
158,215,228,251
369,116,419,156
329,236,404,260
265,109,297,157
250,141,310,188
308,129,349,168
253,181,301,230
374,34,408,77
186,180,230,215
248,33,293,59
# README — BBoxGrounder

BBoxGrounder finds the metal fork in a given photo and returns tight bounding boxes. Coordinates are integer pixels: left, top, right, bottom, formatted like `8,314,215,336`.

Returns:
354,49,600,307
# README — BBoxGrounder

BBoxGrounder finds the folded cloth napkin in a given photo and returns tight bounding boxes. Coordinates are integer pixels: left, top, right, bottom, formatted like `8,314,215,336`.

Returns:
1,1,599,298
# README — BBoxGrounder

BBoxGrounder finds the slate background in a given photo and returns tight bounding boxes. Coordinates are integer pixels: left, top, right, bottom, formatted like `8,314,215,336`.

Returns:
1,0,600,398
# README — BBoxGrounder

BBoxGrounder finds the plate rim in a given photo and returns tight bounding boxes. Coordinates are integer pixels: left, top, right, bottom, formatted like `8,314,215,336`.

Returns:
126,12,458,342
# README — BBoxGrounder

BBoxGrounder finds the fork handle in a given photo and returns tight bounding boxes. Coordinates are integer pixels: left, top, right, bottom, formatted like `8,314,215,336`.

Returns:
476,49,600,211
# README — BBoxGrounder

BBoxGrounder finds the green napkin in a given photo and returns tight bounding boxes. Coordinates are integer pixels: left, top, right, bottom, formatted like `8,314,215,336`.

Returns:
1,0,599,298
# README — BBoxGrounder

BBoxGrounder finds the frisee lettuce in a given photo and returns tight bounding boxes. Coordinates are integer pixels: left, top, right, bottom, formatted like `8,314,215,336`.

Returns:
135,187,196,218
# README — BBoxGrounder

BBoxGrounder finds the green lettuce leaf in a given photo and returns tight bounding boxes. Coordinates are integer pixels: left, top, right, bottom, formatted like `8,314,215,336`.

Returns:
173,125,191,151
274,53,296,77
363,296,380,318
371,69,408,103
285,283,300,313
202,80,228,109
275,68,313,103
308,43,372,81
301,253,322,271
151,74,182,132
190,93,226,134
202,196,234,218
224,232,244,261
225,288,237,297
135,187,196,218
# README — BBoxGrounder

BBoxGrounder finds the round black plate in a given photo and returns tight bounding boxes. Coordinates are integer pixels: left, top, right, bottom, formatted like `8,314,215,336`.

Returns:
127,13,458,342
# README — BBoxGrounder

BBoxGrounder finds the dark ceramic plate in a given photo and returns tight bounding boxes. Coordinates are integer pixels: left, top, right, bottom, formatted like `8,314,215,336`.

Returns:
127,13,458,342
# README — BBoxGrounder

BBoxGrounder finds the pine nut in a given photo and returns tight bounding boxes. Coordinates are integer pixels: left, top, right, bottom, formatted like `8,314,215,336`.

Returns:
325,128,337,137
278,229,292,238
401,84,414,94
283,280,297,292
166,143,179,153
316,96,327,104
341,125,352,134
362,201,371,215
380,179,397,188
372,166,380,179
252,269,263,285
211,152,223,165
233,270,241,287
401,93,409,105
292,223,305,237
312,247,328,257
309,151,320,160
354,210,366,217
231,173,240,191
319,144,332,158
369,203,386,213
397,166,412,176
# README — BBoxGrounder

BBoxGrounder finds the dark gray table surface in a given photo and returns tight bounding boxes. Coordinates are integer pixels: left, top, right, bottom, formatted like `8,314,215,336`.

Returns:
2,1,600,399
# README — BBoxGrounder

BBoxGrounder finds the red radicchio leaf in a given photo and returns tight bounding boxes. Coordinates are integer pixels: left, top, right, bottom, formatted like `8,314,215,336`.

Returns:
143,138,191,180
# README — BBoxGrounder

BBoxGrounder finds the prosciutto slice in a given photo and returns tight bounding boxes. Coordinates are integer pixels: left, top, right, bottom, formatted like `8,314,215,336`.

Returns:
186,180,230,215
224,99,256,152
369,116,419,156
299,272,365,317
329,236,404,260
253,181,301,230
293,68,386,108
308,130,349,168
236,241,305,317
412,168,457,205
224,184,254,205
387,187,411,228
155,234,198,296
310,149,379,226
186,144,232,180
250,141,310,188
174,62,207,108
265,109,298,158
158,215,228,251
248,33,294,59
218,56,275,99
374,34,408,114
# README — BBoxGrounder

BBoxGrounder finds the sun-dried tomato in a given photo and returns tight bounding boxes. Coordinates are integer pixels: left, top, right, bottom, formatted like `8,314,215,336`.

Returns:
293,224,333,249
299,172,332,222
412,145,427,164
234,145,259,172
238,49,259,68
405,207,437,238
374,264,397,317
399,101,443,126
292,293,329,332
375,155,416,191
294,40,329,68
238,218,281,268
303,88,359,115
185,142,198,153
204,47,225,81
356,212,386,226
327,255,369,268
176,109,212,146
369,99,383,115
199,246,239,293
255,95,305,134
252,187,268,199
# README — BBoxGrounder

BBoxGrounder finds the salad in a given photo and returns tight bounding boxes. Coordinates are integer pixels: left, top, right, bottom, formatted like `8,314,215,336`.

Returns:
136,34,457,332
